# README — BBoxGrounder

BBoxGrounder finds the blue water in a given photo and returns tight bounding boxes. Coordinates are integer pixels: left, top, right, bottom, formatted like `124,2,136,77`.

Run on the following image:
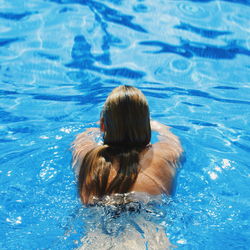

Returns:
0,0,250,249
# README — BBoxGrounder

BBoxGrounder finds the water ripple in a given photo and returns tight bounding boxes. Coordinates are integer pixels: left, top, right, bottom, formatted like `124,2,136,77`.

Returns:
140,40,250,59
189,120,218,127
177,2,210,19
189,0,250,6
66,35,145,79
48,0,147,33
174,22,232,39
0,37,23,47
0,108,28,124
90,1,147,33
142,85,250,105
0,0,250,248
0,11,36,21
35,52,60,61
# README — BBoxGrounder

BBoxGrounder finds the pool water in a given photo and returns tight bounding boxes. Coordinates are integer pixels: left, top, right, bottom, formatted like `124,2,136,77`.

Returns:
0,0,250,249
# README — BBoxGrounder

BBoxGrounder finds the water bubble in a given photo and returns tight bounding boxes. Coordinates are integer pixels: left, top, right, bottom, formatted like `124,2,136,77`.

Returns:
170,58,192,72
60,127,72,134
6,216,22,225
177,239,187,244
208,171,218,180
39,166,57,182
177,2,209,19
154,56,193,84
40,135,49,139
133,4,149,13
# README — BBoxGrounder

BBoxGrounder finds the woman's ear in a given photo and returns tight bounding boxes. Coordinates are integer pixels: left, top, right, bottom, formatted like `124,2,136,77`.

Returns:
100,117,105,132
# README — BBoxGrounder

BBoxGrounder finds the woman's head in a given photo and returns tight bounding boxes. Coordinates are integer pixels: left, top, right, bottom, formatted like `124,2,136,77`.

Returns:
78,86,151,203
101,85,151,148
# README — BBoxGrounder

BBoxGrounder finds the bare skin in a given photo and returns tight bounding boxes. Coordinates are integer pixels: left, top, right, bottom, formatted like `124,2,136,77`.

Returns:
72,120,182,198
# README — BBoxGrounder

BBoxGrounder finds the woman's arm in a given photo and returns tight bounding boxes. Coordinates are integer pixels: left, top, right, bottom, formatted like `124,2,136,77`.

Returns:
149,120,183,194
150,121,183,167
150,120,182,155
72,127,100,174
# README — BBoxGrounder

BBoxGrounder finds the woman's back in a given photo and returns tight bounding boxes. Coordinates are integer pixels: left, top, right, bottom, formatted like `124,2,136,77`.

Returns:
72,121,182,204
132,143,180,195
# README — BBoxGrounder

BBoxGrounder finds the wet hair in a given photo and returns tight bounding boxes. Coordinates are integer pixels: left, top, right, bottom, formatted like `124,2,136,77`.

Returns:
78,85,151,203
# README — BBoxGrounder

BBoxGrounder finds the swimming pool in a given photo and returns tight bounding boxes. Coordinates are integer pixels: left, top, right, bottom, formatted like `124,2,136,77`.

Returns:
0,0,249,249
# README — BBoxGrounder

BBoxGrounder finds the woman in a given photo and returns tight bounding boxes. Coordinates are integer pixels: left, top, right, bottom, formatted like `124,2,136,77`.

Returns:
72,85,182,204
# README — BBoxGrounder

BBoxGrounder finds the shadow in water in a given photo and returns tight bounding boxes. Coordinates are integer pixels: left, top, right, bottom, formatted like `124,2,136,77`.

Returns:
48,0,147,33
66,35,146,79
0,108,28,123
141,84,250,105
0,11,36,20
139,40,250,59
189,0,250,6
174,22,232,39
0,37,23,47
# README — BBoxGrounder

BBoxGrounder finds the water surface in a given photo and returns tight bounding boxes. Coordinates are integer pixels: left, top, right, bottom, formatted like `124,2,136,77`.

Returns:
0,0,249,249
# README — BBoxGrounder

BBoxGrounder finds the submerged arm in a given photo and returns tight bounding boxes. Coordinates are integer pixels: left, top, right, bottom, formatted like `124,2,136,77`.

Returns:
150,120,182,159
72,127,100,174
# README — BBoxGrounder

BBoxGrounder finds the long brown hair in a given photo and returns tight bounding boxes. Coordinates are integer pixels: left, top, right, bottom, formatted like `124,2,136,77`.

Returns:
78,85,151,203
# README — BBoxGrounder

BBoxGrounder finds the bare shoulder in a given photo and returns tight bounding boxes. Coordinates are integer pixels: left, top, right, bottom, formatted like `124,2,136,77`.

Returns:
150,120,183,164
152,139,182,164
142,140,182,173
136,129,183,195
